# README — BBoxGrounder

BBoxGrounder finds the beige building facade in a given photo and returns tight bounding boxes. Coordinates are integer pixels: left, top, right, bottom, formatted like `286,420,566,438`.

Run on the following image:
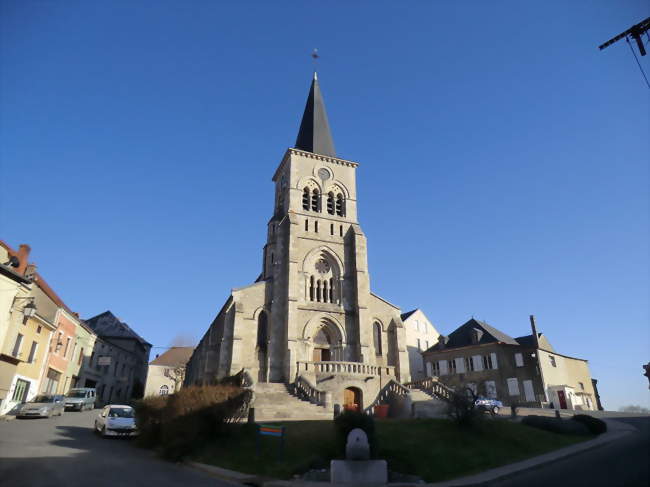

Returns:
144,347,193,397
401,309,440,381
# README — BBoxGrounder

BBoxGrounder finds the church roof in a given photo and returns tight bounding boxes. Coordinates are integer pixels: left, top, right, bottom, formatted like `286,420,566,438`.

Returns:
294,73,336,157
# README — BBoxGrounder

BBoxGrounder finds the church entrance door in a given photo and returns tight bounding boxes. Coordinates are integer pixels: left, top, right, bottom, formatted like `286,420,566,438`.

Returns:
343,387,362,412
312,348,331,362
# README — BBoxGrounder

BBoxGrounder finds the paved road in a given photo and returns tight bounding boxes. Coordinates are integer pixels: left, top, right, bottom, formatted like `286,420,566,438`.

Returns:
0,409,235,487
486,416,650,487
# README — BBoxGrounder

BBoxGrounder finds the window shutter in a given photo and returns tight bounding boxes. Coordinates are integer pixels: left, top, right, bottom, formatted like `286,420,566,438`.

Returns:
507,378,520,396
515,353,524,367
473,355,484,371
490,352,498,370
455,357,465,373
439,360,448,375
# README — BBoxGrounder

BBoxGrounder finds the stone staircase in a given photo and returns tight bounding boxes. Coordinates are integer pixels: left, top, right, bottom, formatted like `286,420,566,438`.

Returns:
406,379,451,418
252,382,332,422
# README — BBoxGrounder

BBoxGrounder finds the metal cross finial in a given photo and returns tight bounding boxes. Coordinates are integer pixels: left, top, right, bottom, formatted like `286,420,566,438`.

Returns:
311,48,319,77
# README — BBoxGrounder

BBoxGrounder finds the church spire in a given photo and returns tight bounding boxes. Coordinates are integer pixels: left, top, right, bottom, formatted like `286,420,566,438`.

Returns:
294,72,336,157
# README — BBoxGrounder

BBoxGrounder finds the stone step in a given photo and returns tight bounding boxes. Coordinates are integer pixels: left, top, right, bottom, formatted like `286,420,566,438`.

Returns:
251,381,331,422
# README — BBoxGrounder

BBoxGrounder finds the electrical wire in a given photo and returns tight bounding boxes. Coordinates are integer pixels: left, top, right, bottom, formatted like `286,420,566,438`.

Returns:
626,36,650,89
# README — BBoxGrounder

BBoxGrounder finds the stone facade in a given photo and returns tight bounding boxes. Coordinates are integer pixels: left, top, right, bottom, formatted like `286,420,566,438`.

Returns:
186,75,413,411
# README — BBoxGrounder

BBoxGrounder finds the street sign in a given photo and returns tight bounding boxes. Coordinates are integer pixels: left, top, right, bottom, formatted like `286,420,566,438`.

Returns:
97,356,111,366
256,424,285,461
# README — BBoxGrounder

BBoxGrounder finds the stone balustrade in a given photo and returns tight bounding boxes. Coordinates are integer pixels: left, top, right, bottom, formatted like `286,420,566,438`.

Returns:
296,361,396,377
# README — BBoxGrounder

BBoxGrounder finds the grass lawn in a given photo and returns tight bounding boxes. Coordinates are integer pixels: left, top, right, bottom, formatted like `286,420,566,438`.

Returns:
191,418,592,482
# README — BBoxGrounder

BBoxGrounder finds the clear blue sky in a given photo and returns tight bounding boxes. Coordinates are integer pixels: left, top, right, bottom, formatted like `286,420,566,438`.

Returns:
1,1,648,410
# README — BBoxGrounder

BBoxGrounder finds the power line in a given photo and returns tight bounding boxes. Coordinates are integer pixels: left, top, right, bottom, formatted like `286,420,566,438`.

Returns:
626,36,650,89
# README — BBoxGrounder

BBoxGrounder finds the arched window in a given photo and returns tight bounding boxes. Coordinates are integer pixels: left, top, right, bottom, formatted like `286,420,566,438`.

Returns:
373,322,382,356
159,385,169,396
327,192,335,214
306,253,340,305
257,311,268,351
302,188,310,210
335,193,345,216
311,188,320,212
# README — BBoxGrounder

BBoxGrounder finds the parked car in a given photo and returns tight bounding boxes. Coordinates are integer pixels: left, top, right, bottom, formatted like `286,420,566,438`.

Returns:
65,388,96,411
17,395,65,418
94,405,138,437
475,397,503,414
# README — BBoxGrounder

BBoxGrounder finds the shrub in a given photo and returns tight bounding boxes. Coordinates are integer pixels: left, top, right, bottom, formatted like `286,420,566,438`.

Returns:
334,410,377,457
571,414,607,435
445,387,481,428
134,382,253,461
521,415,590,435
134,395,168,447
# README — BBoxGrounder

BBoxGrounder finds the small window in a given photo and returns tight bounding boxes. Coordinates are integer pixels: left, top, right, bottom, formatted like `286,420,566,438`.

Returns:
64,338,71,357
339,225,343,237
327,192,335,215
449,359,457,374
315,220,318,233
515,353,524,367
12,333,23,357
27,341,38,363
78,347,84,365
36,326,42,334
302,188,310,210
311,188,320,212
579,382,584,390
464,356,474,372
305,219,309,231
432,361,440,376
549,355,557,367
482,354,493,370
330,223,334,235
160,385,169,396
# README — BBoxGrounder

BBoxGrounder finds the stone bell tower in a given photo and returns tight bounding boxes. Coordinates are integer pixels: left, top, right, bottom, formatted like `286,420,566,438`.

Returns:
184,73,410,398
259,73,408,383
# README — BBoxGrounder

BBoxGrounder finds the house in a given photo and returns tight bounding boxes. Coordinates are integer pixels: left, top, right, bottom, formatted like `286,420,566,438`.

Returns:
144,346,194,397
0,243,60,414
400,309,440,381
84,311,151,402
421,316,598,410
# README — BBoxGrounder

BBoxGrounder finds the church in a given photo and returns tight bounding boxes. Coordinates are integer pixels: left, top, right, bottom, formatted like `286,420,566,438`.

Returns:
185,74,433,417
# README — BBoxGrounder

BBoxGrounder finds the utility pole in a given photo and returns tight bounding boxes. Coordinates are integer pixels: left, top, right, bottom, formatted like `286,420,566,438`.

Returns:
599,17,650,56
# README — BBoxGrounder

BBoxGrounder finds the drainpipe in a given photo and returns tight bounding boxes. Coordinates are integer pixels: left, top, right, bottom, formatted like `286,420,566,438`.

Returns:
530,315,548,404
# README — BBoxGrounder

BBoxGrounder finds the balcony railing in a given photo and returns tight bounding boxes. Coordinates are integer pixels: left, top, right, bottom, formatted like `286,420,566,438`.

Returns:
296,360,396,377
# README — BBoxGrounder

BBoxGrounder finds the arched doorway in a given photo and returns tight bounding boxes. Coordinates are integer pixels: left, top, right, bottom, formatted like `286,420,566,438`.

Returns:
387,323,398,367
343,387,362,412
312,326,332,362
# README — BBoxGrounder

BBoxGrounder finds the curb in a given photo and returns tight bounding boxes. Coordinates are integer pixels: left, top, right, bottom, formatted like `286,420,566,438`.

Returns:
185,460,265,485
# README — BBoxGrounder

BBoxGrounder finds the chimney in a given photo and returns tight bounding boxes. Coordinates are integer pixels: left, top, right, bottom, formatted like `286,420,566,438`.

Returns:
529,315,540,348
16,244,31,275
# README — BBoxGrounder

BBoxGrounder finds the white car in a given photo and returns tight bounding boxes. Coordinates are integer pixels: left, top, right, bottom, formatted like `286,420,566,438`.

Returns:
94,405,138,437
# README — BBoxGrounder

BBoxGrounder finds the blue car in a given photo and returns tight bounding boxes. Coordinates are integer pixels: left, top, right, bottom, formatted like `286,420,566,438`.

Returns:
475,397,502,414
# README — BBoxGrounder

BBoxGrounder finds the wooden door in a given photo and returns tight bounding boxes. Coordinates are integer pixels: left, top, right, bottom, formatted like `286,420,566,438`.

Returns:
557,390,567,409
313,348,322,362
344,388,360,412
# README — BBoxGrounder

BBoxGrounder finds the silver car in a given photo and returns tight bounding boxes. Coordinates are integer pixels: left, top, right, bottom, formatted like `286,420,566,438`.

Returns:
17,394,65,418
65,388,96,411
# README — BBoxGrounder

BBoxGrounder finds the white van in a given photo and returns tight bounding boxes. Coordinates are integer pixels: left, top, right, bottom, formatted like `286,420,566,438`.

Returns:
65,388,96,411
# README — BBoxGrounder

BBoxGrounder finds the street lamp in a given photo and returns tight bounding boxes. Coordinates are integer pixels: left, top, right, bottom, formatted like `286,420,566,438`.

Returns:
23,301,37,318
